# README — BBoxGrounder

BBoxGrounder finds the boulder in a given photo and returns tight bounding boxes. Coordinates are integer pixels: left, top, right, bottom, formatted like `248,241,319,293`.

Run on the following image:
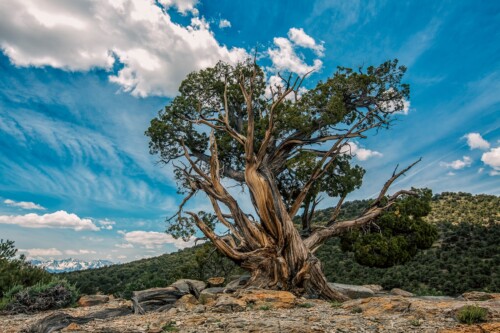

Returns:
237,289,296,309
170,279,207,293
390,288,414,297
174,294,199,311
207,277,225,287
77,295,110,307
462,291,499,301
200,287,225,305
213,295,246,313
328,283,375,299
362,284,384,293
225,275,250,290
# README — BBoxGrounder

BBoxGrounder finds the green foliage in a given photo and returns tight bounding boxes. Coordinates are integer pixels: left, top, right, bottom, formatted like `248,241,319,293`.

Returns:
0,278,79,314
456,305,488,324
339,189,438,268
0,240,52,298
162,321,179,332
0,239,17,259
330,300,342,308
259,305,271,311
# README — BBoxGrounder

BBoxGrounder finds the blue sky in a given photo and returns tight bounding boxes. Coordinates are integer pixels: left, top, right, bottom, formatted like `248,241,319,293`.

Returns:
0,0,498,262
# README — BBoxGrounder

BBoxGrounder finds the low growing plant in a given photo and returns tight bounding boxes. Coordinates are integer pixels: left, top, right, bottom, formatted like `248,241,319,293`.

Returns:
456,305,488,324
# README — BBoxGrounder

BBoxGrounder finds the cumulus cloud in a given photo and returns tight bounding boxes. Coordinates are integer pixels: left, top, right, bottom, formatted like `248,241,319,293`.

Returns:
219,19,231,28
342,142,383,161
439,156,472,170
287,28,324,56
481,147,500,175
123,230,196,249
0,210,100,231
0,0,247,97
268,28,323,75
20,248,62,257
464,133,490,150
4,199,46,210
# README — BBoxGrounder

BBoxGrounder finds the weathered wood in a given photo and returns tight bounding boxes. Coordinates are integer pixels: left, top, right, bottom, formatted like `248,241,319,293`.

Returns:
23,307,131,333
131,287,187,314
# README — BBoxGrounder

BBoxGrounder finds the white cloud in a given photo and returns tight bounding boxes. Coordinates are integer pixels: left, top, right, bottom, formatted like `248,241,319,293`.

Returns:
268,28,323,75
4,199,46,210
117,255,127,259
439,156,472,170
0,210,100,231
124,230,196,249
342,142,383,161
464,133,490,150
219,19,231,29
158,0,199,15
115,243,134,248
65,249,97,255
0,0,247,97
287,28,324,56
20,248,62,257
447,171,456,176
481,147,500,174
98,219,116,230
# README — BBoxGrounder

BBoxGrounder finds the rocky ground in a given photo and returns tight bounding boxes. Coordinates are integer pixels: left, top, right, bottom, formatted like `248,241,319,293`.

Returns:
1,280,499,333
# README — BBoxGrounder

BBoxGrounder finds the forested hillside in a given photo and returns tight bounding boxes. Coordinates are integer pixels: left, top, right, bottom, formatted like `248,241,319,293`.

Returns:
64,192,499,298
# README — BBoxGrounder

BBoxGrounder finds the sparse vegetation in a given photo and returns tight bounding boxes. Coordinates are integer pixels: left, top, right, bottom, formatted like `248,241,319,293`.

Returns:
0,279,78,314
297,302,314,308
259,305,271,311
351,306,363,313
456,305,488,324
162,321,179,332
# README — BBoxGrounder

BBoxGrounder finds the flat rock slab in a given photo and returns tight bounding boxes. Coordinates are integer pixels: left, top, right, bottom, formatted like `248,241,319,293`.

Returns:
328,282,375,299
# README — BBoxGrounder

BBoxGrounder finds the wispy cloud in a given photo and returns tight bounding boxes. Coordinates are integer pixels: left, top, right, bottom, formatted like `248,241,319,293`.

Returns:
4,199,45,210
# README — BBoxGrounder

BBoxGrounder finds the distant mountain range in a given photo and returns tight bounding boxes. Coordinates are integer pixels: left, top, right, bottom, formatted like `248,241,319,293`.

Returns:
31,258,115,273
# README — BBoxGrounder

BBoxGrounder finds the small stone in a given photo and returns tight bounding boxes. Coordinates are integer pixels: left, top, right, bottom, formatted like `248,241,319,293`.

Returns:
193,305,206,313
207,277,225,287
213,295,247,313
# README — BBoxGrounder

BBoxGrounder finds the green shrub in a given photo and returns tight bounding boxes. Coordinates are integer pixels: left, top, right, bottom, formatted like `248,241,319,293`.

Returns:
1,278,79,314
297,302,314,308
456,305,488,324
350,306,363,313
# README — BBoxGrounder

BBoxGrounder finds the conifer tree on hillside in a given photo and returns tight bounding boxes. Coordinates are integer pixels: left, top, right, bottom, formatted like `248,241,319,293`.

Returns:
146,59,438,301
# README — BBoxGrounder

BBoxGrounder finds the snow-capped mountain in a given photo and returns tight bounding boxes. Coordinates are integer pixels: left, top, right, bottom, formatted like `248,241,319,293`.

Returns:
30,258,115,273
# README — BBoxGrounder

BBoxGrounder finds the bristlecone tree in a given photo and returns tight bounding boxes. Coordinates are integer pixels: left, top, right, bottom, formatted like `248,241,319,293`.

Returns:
146,59,437,301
